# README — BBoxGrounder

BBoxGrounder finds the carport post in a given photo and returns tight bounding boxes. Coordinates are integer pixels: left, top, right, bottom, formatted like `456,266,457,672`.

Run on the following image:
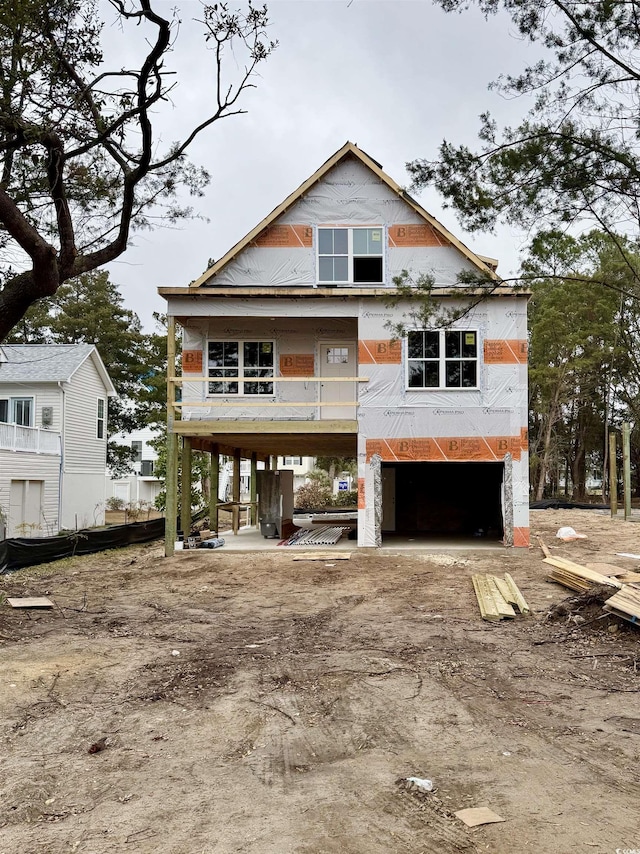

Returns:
210,444,219,534
181,437,192,536
250,452,258,526
503,453,514,546
232,448,241,534
623,422,632,521
165,315,178,556
609,432,618,517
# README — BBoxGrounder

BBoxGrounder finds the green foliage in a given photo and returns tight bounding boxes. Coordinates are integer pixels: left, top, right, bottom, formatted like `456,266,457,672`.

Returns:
384,269,500,337
314,457,357,480
333,490,358,508
525,229,640,498
151,430,210,514
294,481,332,512
307,468,331,487
105,496,125,512
412,0,640,290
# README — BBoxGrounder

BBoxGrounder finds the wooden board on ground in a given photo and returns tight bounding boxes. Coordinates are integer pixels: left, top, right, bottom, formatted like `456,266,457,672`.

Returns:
543,557,622,591
7,597,54,609
454,807,505,827
603,587,640,623
292,553,352,561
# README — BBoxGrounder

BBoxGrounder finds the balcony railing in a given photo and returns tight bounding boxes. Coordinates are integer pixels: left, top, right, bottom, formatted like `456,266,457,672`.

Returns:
0,422,61,455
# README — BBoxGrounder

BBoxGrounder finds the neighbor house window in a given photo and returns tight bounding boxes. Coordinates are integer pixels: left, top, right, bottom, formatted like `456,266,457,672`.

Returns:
318,227,384,284
0,397,34,426
283,456,302,466
140,459,154,477
407,330,478,389
208,341,274,395
132,440,143,462
97,398,105,438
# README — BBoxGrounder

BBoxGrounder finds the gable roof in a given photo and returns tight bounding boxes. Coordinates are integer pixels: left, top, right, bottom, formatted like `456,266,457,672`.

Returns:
191,141,498,289
0,343,116,395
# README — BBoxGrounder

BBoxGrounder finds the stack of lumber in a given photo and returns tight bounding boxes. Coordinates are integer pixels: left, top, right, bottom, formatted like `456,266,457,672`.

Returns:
603,586,640,625
543,556,622,593
472,573,530,622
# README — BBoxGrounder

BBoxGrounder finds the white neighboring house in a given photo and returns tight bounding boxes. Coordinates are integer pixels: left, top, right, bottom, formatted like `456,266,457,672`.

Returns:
276,456,316,491
0,343,116,537
107,426,163,507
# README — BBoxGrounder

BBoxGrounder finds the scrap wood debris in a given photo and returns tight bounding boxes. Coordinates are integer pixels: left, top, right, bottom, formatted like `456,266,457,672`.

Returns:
541,545,640,626
472,573,530,622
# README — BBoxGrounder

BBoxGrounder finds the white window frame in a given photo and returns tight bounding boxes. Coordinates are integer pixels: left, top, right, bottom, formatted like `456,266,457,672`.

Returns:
317,226,385,285
0,396,35,426
97,398,106,439
207,340,275,396
406,329,479,390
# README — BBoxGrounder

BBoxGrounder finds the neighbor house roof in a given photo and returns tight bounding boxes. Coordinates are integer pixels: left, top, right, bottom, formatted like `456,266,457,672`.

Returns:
188,141,499,289
0,343,116,395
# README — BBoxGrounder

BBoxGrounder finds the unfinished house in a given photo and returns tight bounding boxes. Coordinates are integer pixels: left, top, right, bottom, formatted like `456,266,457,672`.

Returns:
159,143,529,553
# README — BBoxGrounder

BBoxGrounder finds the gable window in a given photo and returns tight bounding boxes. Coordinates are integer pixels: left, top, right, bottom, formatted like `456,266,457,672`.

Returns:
318,227,384,284
407,330,478,389
0,397,34,426
97,398,105,439
208,341,274,395
132,440,143,462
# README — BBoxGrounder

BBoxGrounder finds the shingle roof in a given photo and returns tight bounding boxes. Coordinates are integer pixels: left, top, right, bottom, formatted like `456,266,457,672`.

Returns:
0,344,115,393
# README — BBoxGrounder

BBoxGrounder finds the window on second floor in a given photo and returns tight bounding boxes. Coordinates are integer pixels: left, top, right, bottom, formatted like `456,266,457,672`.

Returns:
407,330,478,389
318,227,384,284
140,459,154,477
283,456,303,466
0,396,34,426
97,398,105,439
208,341,274,395
132,440,143,462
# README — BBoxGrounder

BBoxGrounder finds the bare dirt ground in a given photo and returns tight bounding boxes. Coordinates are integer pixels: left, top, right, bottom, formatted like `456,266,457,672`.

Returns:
1,508,639,854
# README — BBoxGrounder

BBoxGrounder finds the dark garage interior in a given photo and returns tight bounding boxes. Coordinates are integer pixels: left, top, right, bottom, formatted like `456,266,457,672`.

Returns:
382,461,505,541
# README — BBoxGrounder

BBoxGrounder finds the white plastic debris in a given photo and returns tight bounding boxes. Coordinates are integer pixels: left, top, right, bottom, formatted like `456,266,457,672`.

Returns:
171,650,180,657
556,526,587,541
405,777,433,792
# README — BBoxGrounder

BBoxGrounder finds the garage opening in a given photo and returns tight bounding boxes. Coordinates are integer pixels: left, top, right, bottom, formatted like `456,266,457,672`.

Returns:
382,462,504,542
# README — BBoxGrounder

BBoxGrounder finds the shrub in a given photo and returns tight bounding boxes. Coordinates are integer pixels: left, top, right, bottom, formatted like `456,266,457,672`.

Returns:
333,489,358,507
106,496,125,511
294,481,332,511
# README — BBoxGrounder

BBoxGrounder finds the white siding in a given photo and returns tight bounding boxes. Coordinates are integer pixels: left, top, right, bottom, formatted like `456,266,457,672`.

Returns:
60,472,107,530
0,449,60,536
0,383,63,431
62,357,109,473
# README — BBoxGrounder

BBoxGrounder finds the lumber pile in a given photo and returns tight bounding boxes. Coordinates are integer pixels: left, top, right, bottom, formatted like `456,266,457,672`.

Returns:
543,550,640,626
543,556,622,592
472,573,530,622
603,586,640,625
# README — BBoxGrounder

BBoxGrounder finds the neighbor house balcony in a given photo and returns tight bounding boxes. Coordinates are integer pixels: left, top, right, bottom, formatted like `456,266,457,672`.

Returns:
0,423,61,456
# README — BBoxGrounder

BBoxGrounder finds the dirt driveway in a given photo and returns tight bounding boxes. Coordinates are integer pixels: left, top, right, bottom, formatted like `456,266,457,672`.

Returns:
1,509,639,853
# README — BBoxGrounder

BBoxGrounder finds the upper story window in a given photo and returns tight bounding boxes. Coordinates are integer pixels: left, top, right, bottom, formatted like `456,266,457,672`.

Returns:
318,227,384,284
132,440,143,462
283,456,303,466
0,396,34,426
208,340,274,395
407,330,478,389
97,398,105,438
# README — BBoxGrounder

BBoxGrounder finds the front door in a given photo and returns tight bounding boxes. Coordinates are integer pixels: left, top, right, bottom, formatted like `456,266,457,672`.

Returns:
319,341,357,419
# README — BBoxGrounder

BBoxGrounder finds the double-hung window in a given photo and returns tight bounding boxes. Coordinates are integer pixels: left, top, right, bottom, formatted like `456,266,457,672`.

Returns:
208,341,274,395
318,227,384,284
97,398,105,438
0,396,34,426
407,330,478,389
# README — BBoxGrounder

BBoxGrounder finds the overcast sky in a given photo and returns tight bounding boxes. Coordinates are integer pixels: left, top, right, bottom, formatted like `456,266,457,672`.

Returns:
102,0,540,329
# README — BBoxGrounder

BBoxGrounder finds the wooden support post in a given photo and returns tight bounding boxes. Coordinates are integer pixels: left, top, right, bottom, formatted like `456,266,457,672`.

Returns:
264,456,271,470
623,422,632,521
250,452,258,526
232,448,241,535
165,316,178,556
181,436,192,536
209,444,219,535
609,431,618,518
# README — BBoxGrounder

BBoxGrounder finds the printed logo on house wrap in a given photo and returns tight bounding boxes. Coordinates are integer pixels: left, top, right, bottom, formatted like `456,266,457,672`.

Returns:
223,327,251,335
434,409,464,416
482,408,513,416
362,311,393,319
383,410,414,417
